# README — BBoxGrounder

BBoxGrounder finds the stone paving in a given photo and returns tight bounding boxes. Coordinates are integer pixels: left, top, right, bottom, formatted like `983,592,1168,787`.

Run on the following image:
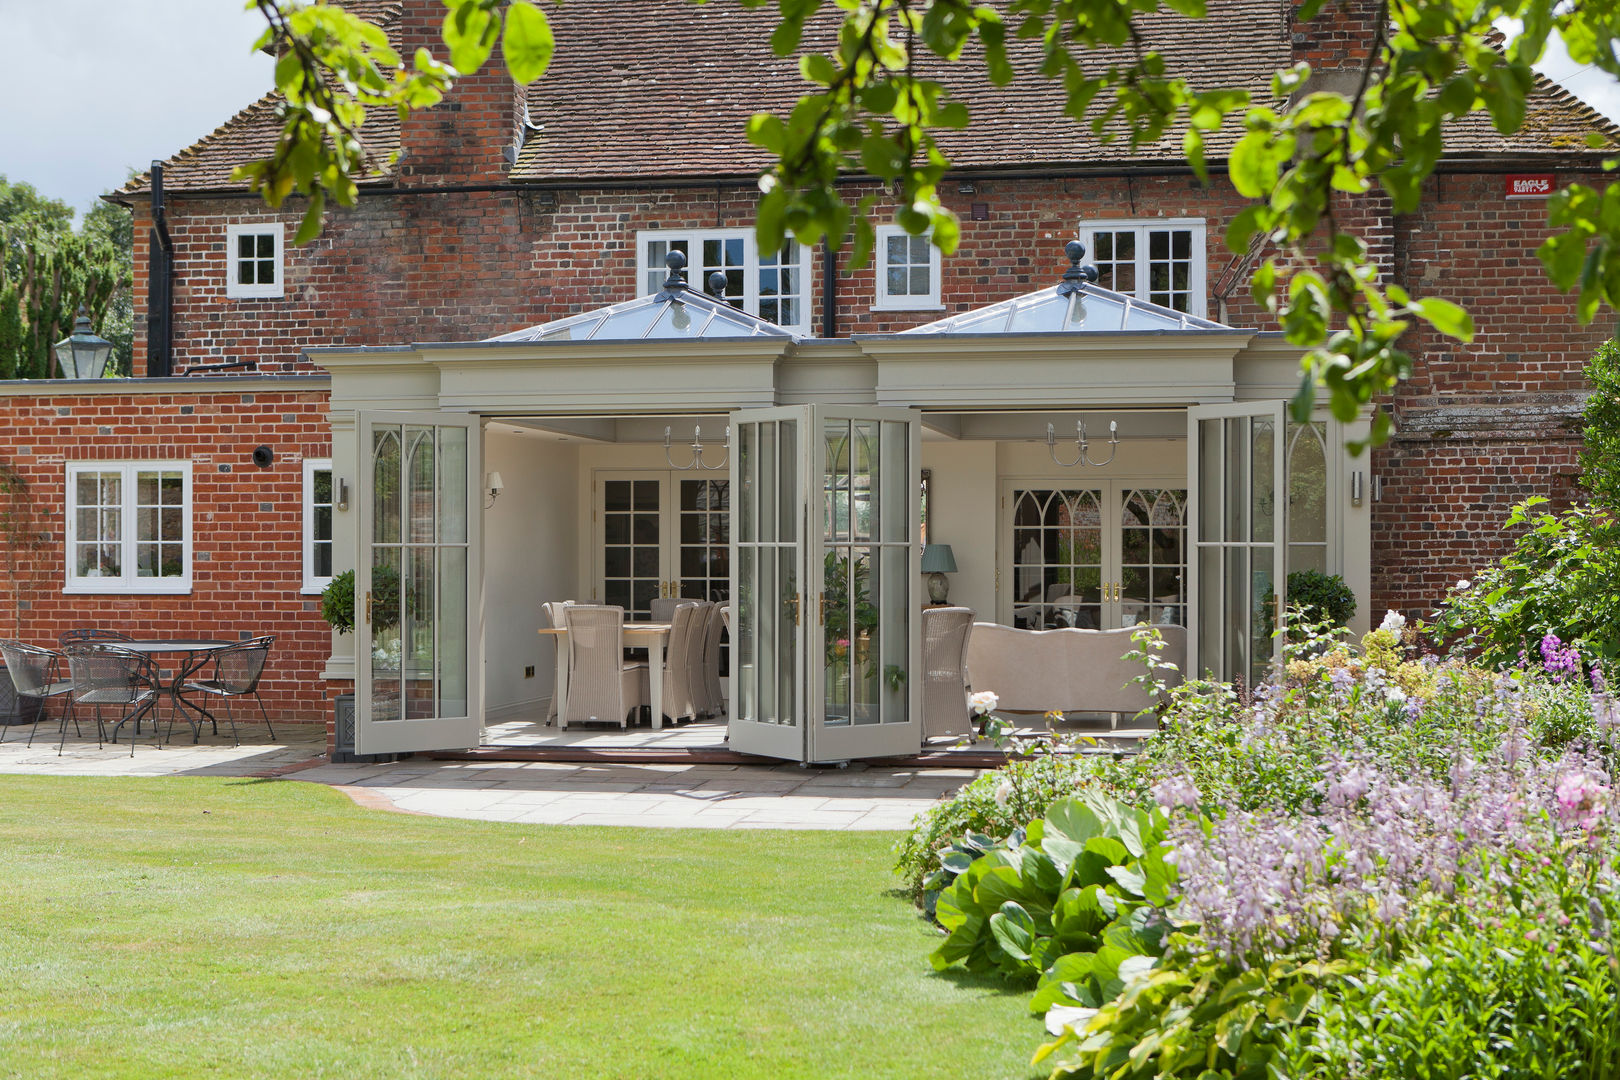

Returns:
0,721,977,831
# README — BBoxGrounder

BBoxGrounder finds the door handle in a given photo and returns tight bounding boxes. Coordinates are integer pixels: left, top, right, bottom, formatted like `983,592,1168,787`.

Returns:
791,592,801,625
365,589,373,625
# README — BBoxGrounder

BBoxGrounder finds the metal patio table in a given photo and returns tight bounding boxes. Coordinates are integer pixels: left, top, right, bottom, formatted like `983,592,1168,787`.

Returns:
114,640,233,743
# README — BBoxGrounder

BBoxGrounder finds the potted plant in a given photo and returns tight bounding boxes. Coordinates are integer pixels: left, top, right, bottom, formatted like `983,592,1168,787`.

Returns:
0,459,47,726
321,567,409,761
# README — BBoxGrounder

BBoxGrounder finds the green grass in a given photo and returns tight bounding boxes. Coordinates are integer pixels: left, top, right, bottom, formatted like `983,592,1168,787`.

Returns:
0,777,1042,1079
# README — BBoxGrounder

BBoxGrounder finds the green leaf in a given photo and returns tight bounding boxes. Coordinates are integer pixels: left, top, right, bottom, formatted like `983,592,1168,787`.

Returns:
989,901,1035,961
1408,296,1474,342
502,1,554,84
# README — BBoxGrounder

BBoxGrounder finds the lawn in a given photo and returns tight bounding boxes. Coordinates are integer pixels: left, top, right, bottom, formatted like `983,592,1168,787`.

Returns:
0,776,1041,1079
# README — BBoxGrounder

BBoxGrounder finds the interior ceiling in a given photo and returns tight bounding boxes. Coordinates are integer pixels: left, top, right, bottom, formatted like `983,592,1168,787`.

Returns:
486,409,1188,444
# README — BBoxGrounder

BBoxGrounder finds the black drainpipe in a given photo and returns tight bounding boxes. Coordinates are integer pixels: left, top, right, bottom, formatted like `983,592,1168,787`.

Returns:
820,239,837,338
145,161,174,377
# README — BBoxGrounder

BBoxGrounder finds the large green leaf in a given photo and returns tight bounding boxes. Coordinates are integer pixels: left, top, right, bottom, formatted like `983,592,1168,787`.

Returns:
501,1,554,84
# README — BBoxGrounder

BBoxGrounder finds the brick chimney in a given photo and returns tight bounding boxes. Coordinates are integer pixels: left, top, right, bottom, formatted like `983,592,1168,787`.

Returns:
1290,0,1385,80
395,1,526,185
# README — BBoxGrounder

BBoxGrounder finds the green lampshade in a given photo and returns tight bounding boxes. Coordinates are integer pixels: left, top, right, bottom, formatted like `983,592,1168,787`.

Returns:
920,544,957,574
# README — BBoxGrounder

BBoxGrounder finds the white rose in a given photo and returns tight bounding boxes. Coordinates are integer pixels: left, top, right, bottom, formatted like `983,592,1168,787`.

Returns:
968,690,999,716
1455,579,1470,590
1379,610,1407,633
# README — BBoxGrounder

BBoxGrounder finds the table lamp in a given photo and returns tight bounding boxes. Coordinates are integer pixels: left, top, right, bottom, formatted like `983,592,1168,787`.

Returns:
921,544,958,605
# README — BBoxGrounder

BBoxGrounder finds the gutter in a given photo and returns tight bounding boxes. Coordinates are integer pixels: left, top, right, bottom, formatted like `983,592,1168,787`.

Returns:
145,161,174,378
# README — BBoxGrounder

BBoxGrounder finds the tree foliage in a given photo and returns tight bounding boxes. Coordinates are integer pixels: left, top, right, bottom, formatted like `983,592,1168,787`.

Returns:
245,0,1620,450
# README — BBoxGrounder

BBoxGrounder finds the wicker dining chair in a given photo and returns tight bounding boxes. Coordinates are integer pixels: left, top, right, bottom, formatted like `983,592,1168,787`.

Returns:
649,601,706,725
560,605,648,729
922,606,976,741
699,601,726,719
175,635,276,746
63,644,160,757
540,601,575,724
0,640,75,747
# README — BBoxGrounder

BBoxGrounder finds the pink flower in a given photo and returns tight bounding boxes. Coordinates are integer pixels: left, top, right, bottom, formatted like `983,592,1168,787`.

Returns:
1554,771,1609,833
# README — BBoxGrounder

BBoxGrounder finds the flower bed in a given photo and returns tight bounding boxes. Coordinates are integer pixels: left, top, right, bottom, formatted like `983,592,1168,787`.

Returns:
899,618,1620,1078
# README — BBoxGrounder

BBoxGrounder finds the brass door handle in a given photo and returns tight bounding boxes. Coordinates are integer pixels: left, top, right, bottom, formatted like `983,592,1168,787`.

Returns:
365,589,373,624
791,592,801,625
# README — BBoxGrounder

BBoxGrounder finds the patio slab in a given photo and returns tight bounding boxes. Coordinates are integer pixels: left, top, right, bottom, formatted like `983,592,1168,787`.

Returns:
0,721,981,831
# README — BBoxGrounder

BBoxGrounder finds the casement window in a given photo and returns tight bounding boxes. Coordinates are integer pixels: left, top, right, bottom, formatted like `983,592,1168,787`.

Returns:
874,226,942,310
303,458,335,593
1079,219,1207,317
637,229,811,332
64,462,192,594
225,222,284,299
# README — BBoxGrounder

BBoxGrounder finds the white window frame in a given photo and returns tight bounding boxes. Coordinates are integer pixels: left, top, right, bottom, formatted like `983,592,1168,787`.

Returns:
635,228,813,333
873,225,943,311
225,222,285,299
1078,218,1207,317
64,461,193,595
303,457,335,594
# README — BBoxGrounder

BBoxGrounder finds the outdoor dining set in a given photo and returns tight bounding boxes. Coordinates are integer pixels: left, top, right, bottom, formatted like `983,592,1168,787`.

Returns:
0,631,276,756
539,599,727,730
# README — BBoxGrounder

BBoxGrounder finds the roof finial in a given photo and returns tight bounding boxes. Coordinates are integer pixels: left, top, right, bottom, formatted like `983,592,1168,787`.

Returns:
707,271,729,299
663,248,688,290
1058,239,1099,296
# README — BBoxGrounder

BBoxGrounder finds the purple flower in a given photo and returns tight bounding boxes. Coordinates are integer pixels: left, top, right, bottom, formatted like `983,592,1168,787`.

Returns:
1151,773,1200,810
1539,633,1581,682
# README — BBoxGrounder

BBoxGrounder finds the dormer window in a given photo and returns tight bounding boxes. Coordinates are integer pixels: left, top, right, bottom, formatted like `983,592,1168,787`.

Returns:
225,223,284,299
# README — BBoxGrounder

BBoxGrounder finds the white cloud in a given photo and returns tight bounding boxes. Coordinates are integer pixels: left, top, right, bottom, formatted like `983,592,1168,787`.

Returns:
0,0,273,216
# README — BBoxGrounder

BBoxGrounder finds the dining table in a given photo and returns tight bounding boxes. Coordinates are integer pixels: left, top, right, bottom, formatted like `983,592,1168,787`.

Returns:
115,639,232,743
537,622,673,730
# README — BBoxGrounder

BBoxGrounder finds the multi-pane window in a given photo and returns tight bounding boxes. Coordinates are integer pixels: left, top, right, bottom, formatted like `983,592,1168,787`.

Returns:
225,223,284,298
874,226,941,309
638,229,810,332
304,458,335,592
1080,219,1206,316
65,462,191,593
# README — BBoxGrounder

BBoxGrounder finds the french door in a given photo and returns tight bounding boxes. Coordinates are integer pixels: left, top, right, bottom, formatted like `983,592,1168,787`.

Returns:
729,405,921,763
355,411,483,754
594,472,730,619
1187,402,1286,687
999,482,1189,631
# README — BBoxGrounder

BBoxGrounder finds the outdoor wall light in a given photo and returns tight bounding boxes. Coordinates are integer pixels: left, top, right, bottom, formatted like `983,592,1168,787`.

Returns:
336,478,349,512
53,307,113,380
1351,470,1365,506
485,471,505,508
251,445,275,469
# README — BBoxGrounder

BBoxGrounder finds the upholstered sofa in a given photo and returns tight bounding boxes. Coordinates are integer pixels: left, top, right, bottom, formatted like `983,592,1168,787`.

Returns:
965,622,1186,727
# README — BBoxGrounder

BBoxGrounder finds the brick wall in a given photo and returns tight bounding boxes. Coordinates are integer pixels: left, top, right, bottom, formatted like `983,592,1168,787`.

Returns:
0,384,337,725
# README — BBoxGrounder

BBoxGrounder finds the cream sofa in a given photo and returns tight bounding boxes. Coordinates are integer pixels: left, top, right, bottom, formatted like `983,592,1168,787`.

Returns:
965,623,1186,727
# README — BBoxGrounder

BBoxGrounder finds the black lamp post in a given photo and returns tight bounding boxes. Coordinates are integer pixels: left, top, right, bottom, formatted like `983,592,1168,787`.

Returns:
53,307,114,380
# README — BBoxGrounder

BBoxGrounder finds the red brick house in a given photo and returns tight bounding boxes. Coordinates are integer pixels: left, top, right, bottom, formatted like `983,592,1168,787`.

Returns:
0,0,1613,759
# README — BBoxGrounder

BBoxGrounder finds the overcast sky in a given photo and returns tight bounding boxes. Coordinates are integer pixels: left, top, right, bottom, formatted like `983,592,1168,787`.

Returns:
0,1,1616,220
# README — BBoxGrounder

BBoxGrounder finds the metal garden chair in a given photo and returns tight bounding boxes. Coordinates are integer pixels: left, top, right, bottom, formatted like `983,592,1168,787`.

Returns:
174,635,276,746
62,644,160,757
57,628,134,647
0,640,75,747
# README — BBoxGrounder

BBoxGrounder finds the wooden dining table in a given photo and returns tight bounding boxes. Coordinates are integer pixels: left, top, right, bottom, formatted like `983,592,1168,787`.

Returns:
537,622,674,730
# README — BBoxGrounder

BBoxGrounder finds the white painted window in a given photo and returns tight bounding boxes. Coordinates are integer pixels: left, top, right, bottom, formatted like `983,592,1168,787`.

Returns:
225,222,284,299
874,226,942,310
64,462,192,594
637,229,811,332
303,458,335,593
1079,219,1206,316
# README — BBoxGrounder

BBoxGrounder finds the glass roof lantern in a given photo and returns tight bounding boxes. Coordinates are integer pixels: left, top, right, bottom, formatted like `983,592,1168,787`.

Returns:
488,250,796,344
902,239,1231,336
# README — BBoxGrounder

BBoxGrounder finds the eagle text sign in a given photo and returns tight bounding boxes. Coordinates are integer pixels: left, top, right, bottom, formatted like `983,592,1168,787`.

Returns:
1505,174,1555,199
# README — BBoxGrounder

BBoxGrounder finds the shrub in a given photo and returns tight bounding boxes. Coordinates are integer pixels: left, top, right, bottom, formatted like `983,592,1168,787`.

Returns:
1432,498,1620,665
1580,337,1620,511
894,753,1099,899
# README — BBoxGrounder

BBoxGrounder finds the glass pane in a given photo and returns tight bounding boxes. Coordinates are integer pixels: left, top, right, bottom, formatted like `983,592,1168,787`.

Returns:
778,419,797,543
238,235,255,259
604,514,630,545
850,548,878,726
1223,417,1246,543
136,507,156,542
776,546,797,727
1198,419,1220,543
886,235,907,263
1287,422,1328,545
823,547,850,727
371,546,403,723
759,535,778,723
737,424,756,544
824,419,849,543
604,547,630,577
314,506,333,543
314,540,333,579
439,546,468,717
1252,417,1276,544
404,545,435,720
437,426,467,544
372,428,401,544
137,474,158,506
406,427,436,544
76,507,97,540
256,234,274,258
1251,563,1273,686
737,544,756,722
1224,546,1249,688
909,267,929,295
604,480,633,512
314,469,333,503
886,267,906,295
852,421,876,543
257,260,275,285
237,262,254,286
634,480,659,511
881,421,909,544
760,422,778,544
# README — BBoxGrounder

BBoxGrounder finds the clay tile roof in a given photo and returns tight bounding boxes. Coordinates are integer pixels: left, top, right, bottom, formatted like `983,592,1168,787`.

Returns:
117,0,405,198
120,0,1620,197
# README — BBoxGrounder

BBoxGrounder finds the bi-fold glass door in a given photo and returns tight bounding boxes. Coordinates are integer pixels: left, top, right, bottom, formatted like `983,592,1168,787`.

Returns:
355,411,482,755
729,405,921,763
1188,402,1286,687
